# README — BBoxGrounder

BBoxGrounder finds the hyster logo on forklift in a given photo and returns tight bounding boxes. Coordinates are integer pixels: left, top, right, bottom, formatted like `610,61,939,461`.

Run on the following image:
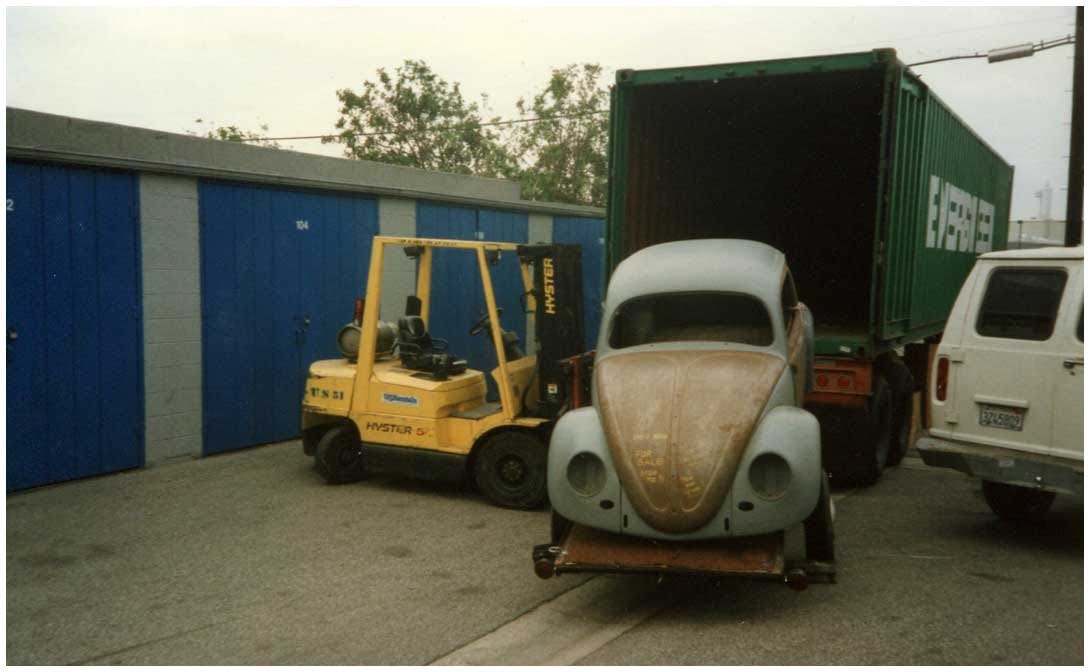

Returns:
364,421,414,435
543,257,557,315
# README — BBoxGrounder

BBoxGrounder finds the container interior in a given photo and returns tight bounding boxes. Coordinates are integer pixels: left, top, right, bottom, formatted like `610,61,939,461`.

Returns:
620,69,887,336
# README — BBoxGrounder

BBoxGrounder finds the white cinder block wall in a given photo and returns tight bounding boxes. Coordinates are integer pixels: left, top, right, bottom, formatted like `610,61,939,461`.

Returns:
139,174,204,465
378,197,418,322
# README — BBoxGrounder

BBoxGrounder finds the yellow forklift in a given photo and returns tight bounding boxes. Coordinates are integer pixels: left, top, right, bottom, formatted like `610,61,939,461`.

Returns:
300,235,587,509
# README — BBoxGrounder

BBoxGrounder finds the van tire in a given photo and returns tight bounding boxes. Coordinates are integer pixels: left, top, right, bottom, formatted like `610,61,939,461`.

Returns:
314,423,366,484
982,480,1055,521
474,432,548,510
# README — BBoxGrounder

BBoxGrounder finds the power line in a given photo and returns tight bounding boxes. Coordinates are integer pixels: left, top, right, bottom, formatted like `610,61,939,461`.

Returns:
237,109,608,143
908,34,1075,67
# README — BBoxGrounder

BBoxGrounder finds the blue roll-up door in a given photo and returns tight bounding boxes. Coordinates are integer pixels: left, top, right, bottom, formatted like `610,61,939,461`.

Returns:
552,217,606,349
416,204,528,398
6,161,144,491
199,182,377,455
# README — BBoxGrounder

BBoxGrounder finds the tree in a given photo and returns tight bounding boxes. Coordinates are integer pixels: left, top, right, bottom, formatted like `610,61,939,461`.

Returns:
508,64,609,207
189,119,282,148
325,60,514,177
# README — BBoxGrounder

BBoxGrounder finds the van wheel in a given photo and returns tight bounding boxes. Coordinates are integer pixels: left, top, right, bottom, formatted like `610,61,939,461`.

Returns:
474,432,548,510
882,361,914,467
982,481,1055,522
314,424,365,484
852,374,892,486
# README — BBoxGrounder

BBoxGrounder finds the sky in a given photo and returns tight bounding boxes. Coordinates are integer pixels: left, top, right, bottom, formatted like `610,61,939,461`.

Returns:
5,5,1079,220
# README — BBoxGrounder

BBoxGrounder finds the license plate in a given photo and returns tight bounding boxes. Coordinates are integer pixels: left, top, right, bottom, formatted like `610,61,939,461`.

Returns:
978,404,1024,431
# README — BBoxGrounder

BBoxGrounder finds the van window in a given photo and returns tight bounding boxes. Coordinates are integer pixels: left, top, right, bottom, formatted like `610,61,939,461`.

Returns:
609,292,774,348
976,268,1067,341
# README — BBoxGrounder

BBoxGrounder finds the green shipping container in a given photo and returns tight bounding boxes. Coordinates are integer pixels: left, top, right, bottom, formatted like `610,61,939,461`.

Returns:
606,48,1014,358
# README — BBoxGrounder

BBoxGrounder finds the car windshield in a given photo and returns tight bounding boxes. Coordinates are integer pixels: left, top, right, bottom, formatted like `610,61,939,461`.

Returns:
609,292,774,348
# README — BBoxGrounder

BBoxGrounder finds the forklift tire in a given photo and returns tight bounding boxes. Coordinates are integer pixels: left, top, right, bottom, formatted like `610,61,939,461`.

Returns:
314,424,366,485
804,472,835,563
474,432,548,510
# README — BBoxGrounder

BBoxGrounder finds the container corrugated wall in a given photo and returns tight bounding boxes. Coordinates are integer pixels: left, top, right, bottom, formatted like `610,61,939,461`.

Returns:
880,70,1013,342
6,161,145,490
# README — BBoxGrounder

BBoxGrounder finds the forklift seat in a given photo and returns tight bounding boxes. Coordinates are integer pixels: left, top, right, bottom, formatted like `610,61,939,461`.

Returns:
396,316,468,380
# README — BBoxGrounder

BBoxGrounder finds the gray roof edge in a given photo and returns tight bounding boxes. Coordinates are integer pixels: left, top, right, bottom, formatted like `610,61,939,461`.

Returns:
6,107,603,218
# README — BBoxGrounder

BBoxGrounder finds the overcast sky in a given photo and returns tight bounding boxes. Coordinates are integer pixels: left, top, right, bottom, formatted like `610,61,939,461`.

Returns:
5,5,1079,220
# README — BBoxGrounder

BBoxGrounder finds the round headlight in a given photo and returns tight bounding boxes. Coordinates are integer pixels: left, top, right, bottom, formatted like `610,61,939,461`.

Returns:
567,452,607,497
748,453,791,500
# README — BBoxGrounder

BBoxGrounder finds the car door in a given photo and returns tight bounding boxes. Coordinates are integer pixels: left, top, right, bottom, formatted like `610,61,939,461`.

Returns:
1049,261,1083,459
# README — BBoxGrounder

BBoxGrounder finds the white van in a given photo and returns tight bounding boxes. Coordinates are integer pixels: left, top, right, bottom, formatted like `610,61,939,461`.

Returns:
917,246,1083,520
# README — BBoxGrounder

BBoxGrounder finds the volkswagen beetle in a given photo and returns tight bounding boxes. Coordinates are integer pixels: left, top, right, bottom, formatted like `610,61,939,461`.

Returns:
541,239,834,583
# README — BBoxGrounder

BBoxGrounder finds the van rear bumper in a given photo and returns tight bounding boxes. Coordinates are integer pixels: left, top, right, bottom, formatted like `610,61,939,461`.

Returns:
916,435,1083,497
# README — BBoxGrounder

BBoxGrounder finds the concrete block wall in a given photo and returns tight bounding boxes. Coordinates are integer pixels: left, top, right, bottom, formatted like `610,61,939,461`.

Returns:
378,197,418,323
140,174,203,465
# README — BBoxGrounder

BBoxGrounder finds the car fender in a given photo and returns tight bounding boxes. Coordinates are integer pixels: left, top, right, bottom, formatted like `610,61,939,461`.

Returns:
547,407,624,533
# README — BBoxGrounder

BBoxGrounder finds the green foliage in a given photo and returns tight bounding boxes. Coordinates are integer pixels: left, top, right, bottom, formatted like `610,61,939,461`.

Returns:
326,60,514,177
509,64,609,207
190,119,281,148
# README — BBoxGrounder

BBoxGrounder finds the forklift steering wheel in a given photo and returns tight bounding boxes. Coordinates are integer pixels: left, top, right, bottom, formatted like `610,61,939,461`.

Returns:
469,309,502,336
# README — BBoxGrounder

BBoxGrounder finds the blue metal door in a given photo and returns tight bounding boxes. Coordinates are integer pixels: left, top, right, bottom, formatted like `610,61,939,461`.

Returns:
200,182,376,455
552,217,606,349
6,161,144,491
416,204,528,399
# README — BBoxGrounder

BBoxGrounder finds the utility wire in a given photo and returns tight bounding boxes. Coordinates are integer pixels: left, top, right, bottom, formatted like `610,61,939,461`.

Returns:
908,34,1075,67
236,109,608,143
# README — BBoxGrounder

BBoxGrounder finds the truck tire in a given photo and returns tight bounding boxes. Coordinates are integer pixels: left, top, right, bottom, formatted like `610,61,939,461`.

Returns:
982,480,1055,522
842,374,892,486
804,472,835,563
314,423,366,484
474,432,548,510
881,360,914,467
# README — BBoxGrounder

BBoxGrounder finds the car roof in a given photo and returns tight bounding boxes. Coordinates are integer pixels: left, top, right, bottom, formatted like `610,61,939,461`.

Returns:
606,239,785,309
980,245,1083,261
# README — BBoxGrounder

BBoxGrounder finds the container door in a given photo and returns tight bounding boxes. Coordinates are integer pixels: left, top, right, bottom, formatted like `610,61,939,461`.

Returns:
552,217,606,350
949,262,1071,456
6,162,144,490
200,182,375,455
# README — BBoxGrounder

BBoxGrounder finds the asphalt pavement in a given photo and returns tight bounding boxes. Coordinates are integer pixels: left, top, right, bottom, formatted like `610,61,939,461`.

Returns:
6,442,1083,665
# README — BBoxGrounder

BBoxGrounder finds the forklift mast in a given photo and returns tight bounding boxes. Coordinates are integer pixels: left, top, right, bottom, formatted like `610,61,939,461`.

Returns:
518,244,586,418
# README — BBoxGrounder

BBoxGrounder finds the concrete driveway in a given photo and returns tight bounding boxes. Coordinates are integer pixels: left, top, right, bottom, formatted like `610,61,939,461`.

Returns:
6,442,588,665
7,442,1083,665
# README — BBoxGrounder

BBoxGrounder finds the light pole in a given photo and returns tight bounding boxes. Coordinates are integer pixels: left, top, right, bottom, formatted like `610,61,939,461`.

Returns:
909,19,1082,247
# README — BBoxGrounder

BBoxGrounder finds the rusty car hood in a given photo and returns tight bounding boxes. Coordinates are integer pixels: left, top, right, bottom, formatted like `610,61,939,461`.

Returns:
595,349,786,534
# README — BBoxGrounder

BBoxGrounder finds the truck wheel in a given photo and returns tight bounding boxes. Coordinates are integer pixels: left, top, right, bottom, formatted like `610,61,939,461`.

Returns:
804,472,835,563
882,360,914,467
982,480,1055,522
474,432,548,510
855,374,892,486
314,423,365,484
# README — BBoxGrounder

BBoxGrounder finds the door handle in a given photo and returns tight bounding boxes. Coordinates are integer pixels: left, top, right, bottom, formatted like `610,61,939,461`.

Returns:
1063,359,1083,369
7,327,16,342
